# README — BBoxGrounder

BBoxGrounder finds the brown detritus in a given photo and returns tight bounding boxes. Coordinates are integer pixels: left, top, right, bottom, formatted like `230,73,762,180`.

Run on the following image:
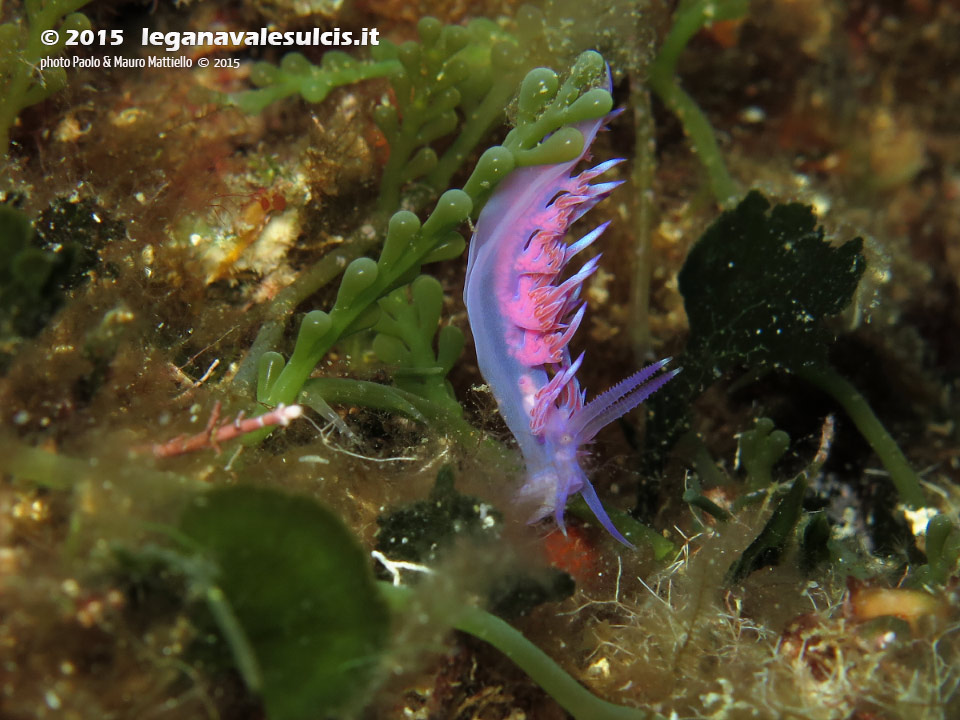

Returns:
774,580,958,717
202,185,295,285
0,481,209,720
845,576,949,631
779,611,852,683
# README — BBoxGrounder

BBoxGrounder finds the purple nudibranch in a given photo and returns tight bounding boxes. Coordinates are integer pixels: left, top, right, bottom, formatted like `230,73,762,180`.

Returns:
463,75,677,547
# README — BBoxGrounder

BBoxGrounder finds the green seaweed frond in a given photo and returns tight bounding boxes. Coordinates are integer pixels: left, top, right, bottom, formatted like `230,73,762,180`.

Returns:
693,418,833,583
254,188,472,417
118,482,654,720
372,17,524,212
644,190,866,470
643,190,928,511
0,0,91,154
725,474,807,584
371,274,464,413
911,514,960,587
232,50,401,115
737,417,790,491
229,16,614,217
293,274,470,441
155,486,391,720
230,16,525,213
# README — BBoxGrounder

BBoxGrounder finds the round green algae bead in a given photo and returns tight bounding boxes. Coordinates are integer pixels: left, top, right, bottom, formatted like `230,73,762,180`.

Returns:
297,310,332,348
571,50,605,82
397,42,421,75
520,126,584,166
564,87,614,124
421,190,472,237
417,17,443,47
518,68,559,119
442,25,469,54
389,211,422,240
250,61,281,87
440,57,469,87
401,146,438,181
463,146,515,196
322,51,353,71
379,210,422,268
373,105,399,138
62,12,91,34
434,87,461,113
281,52,311,75
256,351,286,401
335,257,379,311
302,79,333,103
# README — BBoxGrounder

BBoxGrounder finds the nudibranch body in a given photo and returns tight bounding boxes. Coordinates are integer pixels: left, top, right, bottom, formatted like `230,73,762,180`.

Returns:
464,88,676,546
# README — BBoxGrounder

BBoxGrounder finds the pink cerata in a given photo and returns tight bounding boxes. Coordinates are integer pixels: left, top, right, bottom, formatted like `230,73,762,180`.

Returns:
464,72,677,546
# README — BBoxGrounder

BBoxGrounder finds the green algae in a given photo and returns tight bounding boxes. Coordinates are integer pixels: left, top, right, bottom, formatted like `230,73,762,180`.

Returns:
0,0,91,154
180,486,390,720
644,191,866,469
0,198,123,368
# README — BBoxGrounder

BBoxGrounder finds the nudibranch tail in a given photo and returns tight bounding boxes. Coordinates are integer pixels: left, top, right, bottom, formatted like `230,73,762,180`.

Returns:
579,475,631,546
464,71,677,546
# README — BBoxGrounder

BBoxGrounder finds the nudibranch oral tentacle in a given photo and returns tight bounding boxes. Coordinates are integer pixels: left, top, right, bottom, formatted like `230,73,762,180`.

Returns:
464,71,677,547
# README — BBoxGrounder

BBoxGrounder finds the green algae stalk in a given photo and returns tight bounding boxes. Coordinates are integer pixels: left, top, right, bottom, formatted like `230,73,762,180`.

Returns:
372,274,465,414
257,189,471,412
627,77,657,357
379,582,656,720
648,0,748,206
234,223,382,392
795,363,927,509
454,604,652,720
1,434,91,490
